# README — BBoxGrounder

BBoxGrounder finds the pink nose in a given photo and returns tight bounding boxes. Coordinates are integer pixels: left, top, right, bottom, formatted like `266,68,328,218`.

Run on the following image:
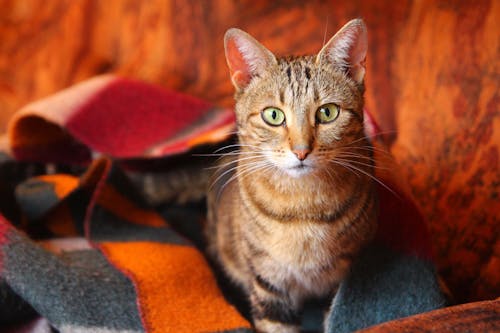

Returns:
292,147,311,161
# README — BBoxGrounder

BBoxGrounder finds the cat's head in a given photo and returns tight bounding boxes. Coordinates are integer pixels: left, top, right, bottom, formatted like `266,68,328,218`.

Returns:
224,19,369,179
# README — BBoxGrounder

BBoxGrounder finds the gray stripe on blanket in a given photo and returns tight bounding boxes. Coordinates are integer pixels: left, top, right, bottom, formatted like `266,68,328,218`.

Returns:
88,205,190,245
2,232,144,331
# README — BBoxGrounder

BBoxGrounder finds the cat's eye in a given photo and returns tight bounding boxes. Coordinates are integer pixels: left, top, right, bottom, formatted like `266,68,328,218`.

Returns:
261,107,285,126
316,103,340,124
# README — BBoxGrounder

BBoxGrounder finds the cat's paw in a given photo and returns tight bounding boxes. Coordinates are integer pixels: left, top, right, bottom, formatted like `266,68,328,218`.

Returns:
254,319,300,333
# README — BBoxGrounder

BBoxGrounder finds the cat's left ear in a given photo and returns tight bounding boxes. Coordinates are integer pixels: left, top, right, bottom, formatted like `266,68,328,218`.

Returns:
224,28,277,91
317,18,368,84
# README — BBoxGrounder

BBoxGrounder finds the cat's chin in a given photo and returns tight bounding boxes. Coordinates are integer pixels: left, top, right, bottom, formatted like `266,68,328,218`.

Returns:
283,164,314,178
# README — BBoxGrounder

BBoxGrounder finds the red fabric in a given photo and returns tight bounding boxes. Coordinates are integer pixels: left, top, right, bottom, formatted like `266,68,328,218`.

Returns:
66,79,214,157
8,76,235,163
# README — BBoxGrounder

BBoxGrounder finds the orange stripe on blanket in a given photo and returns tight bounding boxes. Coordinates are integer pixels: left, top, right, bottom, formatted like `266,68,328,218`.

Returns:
100,242,251,333
45,204,78,237
186,122,236,148
96,185,166,227
38,174,79,199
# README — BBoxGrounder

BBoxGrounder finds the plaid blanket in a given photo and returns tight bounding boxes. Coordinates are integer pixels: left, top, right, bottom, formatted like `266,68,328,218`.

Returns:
0,76,447,332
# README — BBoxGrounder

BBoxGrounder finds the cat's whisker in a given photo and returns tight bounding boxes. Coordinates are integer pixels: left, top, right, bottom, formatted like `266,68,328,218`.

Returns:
213,143,265,153
365,129,399,138
205,156,257,171
333,156,374,168
197,151,250,158
213,144,247,153
217,161,275,202
317,151,378,163
327,159,362,179
214,163,253,204
195,151,267,158
224,130,241,136
323,165,339,184
322,16,329,48
238,160,273,173
238,164,277,189
336,142,391,154
238,162,273,181
212,155,266,180
333,156,389,171
212,155,266,171
210,164,241,191
347,135,371,145
350,145,391,154
335,155,378,165
333,146,393,159
337,133,396,150
332,151,386,164
204,164,227,171
328,158,398,197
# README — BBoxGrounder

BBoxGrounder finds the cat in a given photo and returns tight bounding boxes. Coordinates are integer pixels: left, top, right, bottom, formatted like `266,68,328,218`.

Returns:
205,19,378,333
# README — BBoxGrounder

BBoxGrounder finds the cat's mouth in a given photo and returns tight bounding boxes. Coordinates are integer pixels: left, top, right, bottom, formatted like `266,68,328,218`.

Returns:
292,163,308,170
286,162,313,177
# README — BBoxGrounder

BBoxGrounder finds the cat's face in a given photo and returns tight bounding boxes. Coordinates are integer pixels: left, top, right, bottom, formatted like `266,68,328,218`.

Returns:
225,20,368,179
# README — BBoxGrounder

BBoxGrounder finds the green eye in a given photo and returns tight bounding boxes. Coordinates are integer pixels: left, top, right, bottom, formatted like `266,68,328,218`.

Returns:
316,103,340,124
261,107,285,126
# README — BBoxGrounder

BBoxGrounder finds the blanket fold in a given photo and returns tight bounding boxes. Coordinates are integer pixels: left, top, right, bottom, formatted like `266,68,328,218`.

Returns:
7,75,235,163
1,156,252,332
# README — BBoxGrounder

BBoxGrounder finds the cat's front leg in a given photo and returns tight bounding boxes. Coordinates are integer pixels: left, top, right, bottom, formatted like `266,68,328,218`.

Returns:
249,275,301,333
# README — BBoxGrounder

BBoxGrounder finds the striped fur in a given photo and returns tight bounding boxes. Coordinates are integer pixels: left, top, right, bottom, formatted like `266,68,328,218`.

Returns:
206,19,377,333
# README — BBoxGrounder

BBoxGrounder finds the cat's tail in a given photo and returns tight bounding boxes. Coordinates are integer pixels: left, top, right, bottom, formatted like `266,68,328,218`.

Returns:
127,160,216,206
125,140,236,206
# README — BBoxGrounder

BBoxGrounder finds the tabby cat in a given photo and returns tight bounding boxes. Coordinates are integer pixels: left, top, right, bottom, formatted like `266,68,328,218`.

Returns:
206,19,378,333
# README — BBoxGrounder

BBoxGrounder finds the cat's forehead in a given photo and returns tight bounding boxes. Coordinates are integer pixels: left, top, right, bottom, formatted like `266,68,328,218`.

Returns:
238,53,361,112
267,55,335,105
276,56,317,79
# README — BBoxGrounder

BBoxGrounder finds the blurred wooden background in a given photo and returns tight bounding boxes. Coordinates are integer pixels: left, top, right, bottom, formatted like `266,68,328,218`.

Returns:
0,0,414,135
0,0,498,302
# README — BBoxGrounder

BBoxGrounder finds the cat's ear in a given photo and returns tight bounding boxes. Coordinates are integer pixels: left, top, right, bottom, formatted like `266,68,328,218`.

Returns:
316,19,367,84
224,28,277,91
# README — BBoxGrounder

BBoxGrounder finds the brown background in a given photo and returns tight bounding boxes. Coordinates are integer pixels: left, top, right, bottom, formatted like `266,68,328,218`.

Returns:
0,0,498,302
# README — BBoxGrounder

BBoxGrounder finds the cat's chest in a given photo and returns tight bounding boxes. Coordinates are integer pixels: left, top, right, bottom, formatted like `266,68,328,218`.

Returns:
258,223,345,294
265,222,336,267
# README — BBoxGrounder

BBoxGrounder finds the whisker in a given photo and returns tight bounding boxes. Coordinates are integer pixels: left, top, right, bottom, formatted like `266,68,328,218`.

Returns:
322,15,329,47
365,129,398,137
323,165,340,184
194,151,267,157
335,145,392,156
333,156,389,171
215,158,271,185
203,154,264,171
213,143,264,153
317,151,378,163
328,159,361,179
210,164,241,191
224,130,240,136
328,159,398,197
216,161,274,202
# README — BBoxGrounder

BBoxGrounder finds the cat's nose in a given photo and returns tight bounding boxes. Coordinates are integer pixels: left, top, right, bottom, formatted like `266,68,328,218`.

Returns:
292,146,311,161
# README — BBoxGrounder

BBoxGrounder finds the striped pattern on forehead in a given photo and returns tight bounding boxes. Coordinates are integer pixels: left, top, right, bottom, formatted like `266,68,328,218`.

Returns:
277,56,319,106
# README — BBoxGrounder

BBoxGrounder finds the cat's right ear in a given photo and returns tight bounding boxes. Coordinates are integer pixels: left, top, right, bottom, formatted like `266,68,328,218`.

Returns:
316,19,368,84
224,28,277,91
